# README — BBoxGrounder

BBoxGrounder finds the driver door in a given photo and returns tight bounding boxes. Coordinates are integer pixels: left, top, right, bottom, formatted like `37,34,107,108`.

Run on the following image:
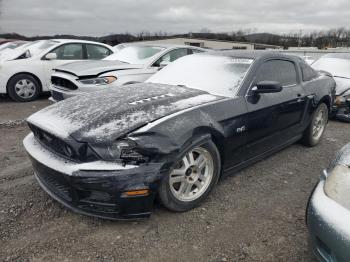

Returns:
243,59,306,159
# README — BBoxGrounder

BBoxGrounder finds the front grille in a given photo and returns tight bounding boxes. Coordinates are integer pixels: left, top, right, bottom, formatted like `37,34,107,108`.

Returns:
29,123,79,162
30,155,122,219
34,163,72,201
51,76,78,90
82,191,112,202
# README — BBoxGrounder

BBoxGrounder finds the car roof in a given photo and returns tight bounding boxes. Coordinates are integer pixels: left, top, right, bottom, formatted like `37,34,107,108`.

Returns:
50,39,112,47
203,50,299,61
115,42,206,50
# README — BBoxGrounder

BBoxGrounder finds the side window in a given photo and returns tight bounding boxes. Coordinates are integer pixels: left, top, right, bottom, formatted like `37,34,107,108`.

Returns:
255,60,297,86
86,44,112,60
50,44,83,60
300,61,318,82
153,48,189,67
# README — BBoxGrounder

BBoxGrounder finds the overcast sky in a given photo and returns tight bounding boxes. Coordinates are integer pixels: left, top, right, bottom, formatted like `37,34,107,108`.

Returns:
0,0,349,36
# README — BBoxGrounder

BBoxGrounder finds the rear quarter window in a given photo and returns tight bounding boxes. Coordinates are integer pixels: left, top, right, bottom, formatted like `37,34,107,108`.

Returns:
300,62,318,82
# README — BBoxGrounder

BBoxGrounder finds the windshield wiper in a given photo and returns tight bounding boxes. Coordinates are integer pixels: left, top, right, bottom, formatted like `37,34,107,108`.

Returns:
116,60,129,64
333,75,350,80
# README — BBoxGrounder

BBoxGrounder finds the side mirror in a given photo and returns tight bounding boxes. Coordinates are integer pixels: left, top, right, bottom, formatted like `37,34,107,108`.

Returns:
24,50,31,58
159,60,170,69
45,53,57,60
252,81,282,94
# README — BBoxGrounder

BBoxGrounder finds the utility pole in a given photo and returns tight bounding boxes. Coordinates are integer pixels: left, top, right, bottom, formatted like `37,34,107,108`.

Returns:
298,29,302,47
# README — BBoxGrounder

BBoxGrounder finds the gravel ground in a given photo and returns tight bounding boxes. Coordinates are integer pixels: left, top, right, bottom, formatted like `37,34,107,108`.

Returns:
1,96,349,262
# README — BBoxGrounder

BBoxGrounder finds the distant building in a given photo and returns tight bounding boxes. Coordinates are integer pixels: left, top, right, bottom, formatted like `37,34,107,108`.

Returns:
288,47,319,51
133,37,281,50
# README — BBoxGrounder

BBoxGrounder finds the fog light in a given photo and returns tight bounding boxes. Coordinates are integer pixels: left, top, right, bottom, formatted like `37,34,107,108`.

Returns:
122,189,150,197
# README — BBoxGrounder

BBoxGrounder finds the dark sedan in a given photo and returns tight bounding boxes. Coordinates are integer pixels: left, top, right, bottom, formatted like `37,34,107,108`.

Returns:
23,51,335,220
307,143,350,262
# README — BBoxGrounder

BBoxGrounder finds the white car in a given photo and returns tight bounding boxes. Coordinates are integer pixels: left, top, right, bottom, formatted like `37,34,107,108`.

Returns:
49,44,206,101
0,39,113,102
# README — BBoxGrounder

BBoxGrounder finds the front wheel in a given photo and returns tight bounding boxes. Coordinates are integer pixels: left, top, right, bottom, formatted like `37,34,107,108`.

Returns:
301,103,328,147
158,140,221,212
7,74,41,102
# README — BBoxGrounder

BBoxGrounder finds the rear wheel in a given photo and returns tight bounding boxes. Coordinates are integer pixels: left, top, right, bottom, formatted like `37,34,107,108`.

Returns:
158,140,221,212
302,103,328,147
7,74,40,102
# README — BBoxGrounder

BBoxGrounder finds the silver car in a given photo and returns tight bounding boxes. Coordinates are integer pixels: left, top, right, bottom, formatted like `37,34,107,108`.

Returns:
312,53,350,123
307,143,350,262
49,44,206,101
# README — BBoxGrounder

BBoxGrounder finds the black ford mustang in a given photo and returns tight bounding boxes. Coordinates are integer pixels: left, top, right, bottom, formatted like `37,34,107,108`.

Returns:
24,51,335,220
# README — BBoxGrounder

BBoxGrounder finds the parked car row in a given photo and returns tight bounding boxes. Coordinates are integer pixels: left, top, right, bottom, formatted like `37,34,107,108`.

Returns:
50,44,205,101
0,39,114,101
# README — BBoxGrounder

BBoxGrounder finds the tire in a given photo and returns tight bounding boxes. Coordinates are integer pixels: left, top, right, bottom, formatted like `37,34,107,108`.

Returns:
7,74,41,102
301,103,328,147
158,139,221,212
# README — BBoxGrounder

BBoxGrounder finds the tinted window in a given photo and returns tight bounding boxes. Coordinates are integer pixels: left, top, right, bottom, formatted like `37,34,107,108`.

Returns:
51,44,83,60
153,48,190,67
86,44,112,59
300,61,318,81
255,60,297,86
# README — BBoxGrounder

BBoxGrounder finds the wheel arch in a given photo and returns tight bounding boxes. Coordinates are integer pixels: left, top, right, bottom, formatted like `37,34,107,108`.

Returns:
190,126,226,173
318,95,331,113
6,72,43,94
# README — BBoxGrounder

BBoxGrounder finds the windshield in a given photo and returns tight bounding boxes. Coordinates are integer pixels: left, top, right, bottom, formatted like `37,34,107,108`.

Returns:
104,45,165,64
147,54,253,97
312,55,350,79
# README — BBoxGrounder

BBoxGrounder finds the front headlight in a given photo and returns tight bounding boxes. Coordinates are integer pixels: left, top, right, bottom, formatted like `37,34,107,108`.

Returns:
91,140,148,163
79,76,117,86
324,164,350,210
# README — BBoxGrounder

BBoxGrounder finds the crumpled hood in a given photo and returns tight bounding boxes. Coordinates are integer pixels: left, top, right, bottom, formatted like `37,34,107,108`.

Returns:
27,83,224,144
54,60,144,77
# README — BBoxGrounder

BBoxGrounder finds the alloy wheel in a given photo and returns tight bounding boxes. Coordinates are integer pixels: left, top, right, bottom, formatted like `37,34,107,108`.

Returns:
312,108,327,140
169,146,214,202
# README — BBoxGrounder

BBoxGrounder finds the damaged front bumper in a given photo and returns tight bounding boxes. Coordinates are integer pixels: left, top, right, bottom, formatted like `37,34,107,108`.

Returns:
332,96,350,123
23,133,165,220
50,84,83,102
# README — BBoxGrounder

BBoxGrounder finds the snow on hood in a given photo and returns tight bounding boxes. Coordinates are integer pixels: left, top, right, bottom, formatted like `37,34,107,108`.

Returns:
313,58,350,79
27,83,224,144
333,77,350,95
54,60,144,77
